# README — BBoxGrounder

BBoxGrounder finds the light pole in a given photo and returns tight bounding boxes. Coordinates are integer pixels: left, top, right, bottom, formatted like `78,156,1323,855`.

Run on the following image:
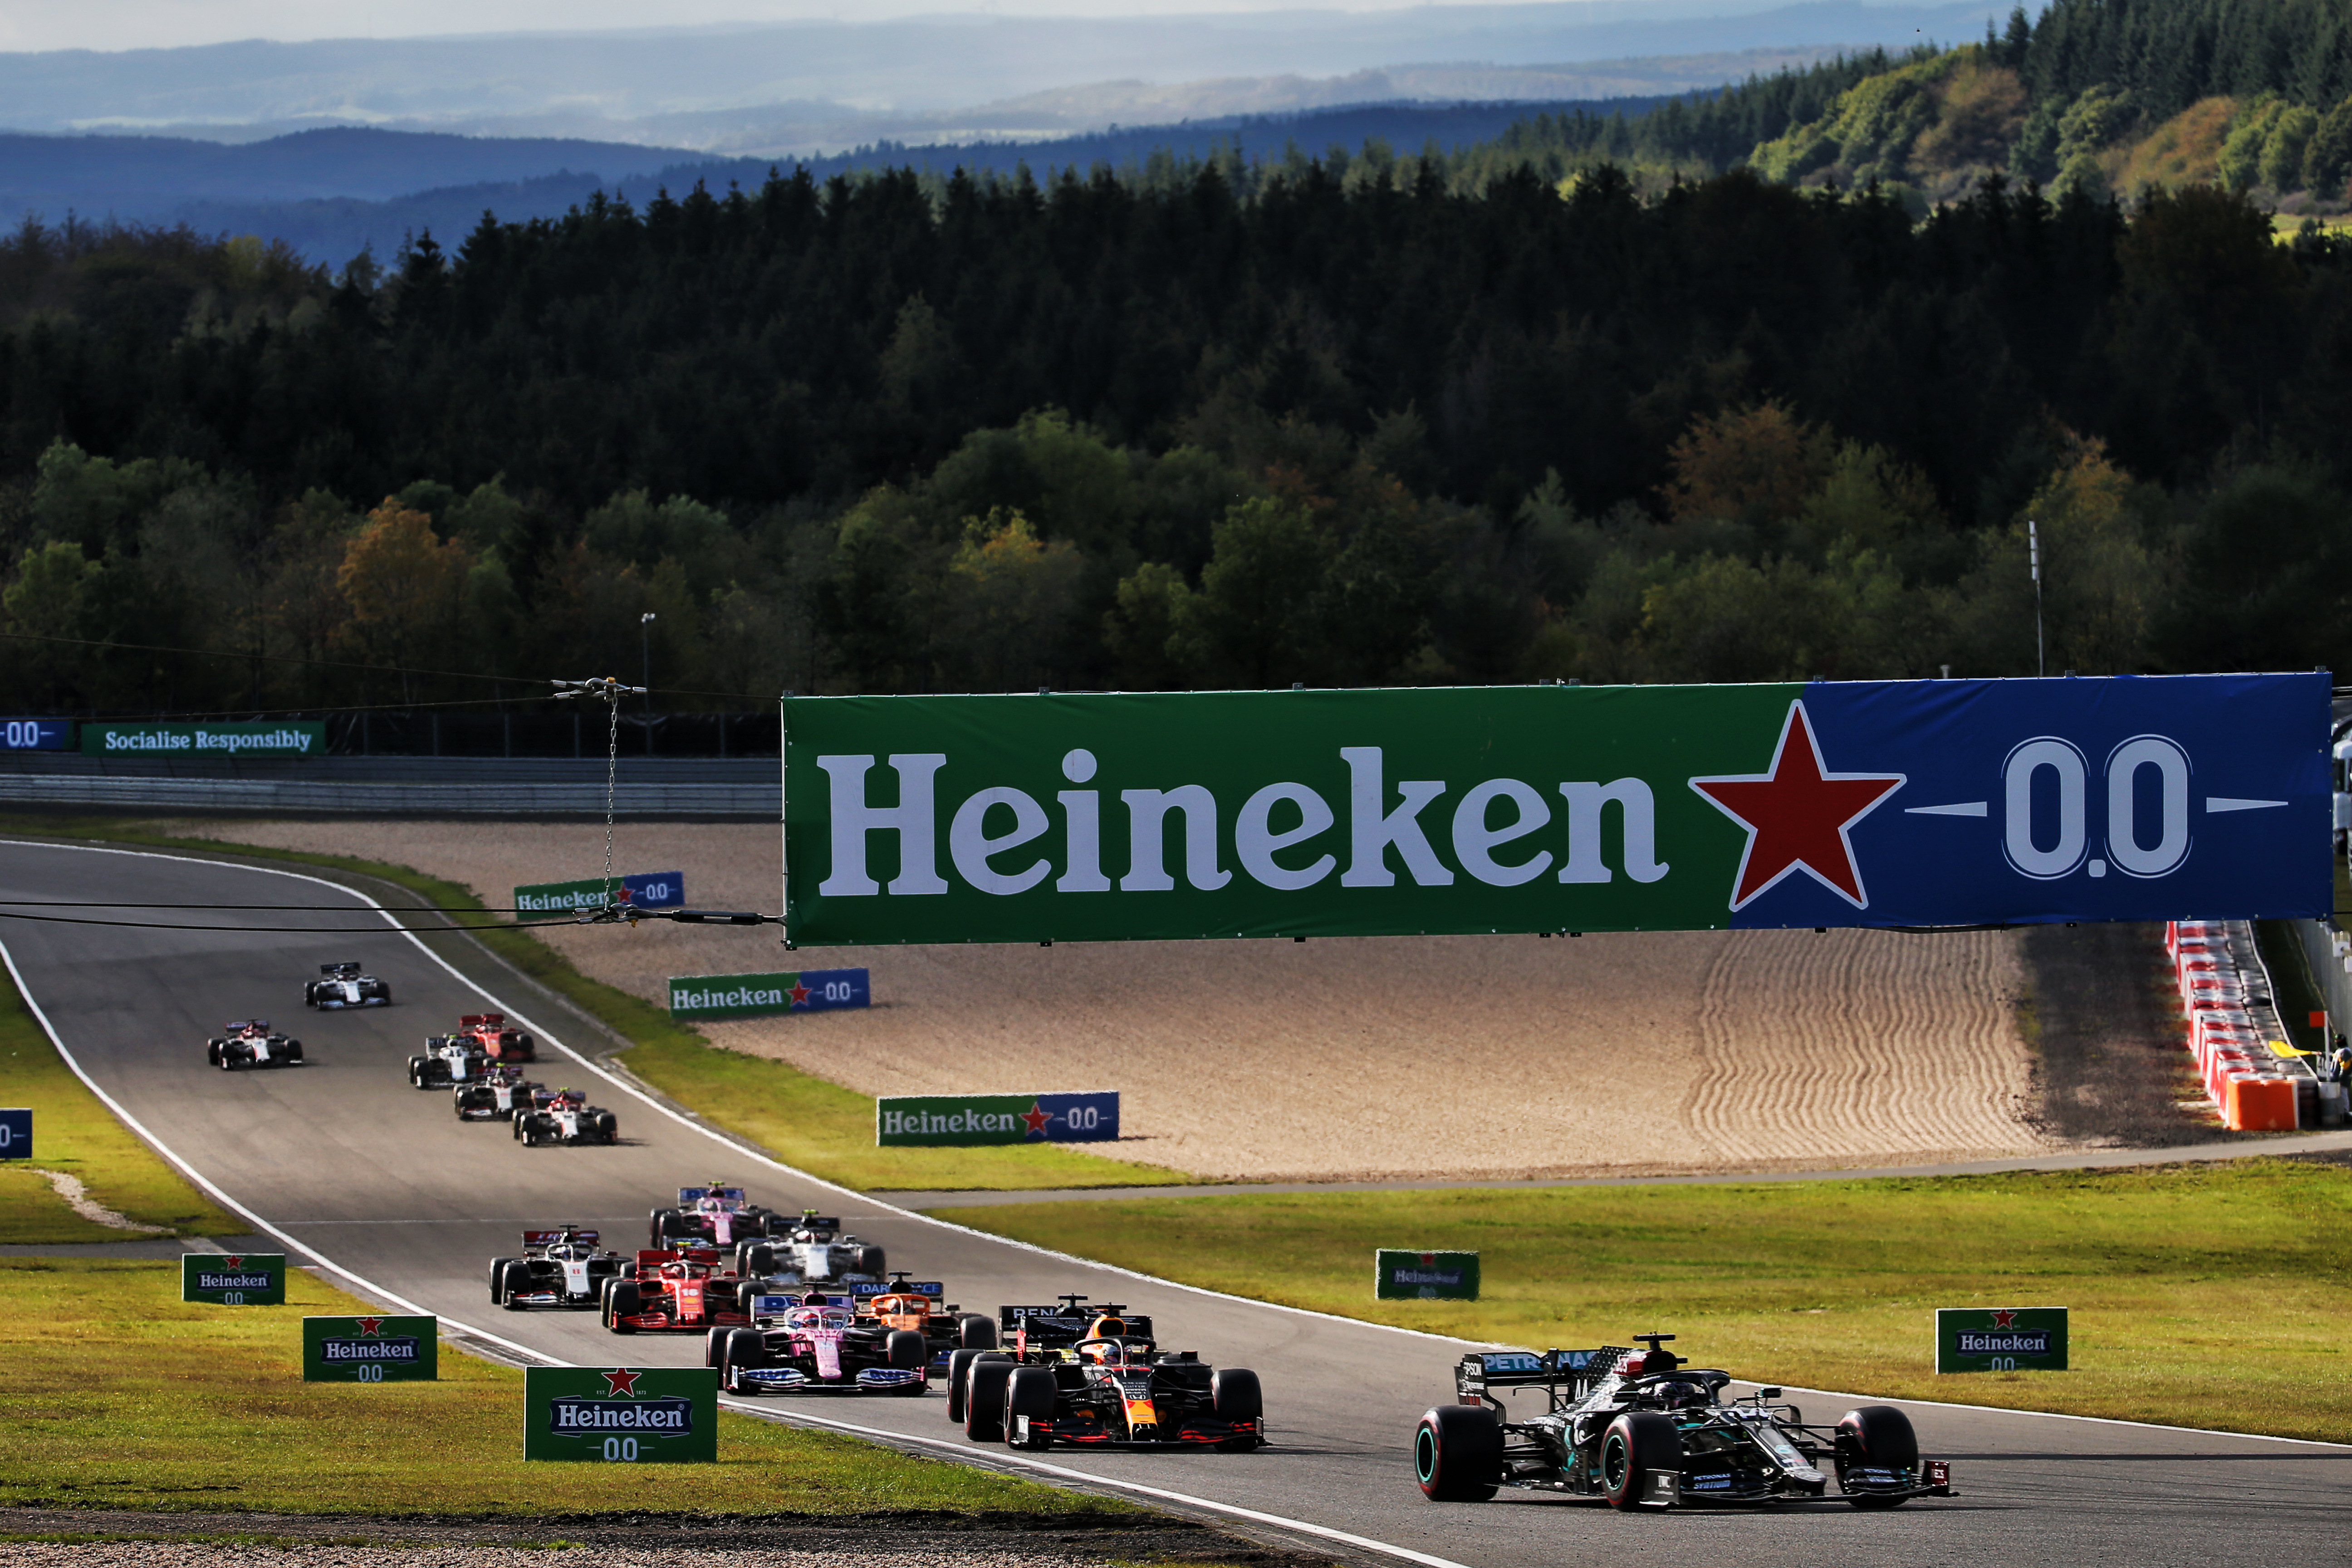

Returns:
2028,519,2044,677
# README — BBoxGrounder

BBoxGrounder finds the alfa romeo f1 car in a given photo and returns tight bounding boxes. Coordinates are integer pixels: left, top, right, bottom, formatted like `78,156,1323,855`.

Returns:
707,1289,931,1395
650,1184,780,1250
739,1209,887,1285
454,1063,543,1121
489,1226,624,1309
602,1246,753,1333
513,1086,618,1146
1413,1333,1954,1509
304,961,391,1009
947,1295,1264,1451
207,1019,304,1070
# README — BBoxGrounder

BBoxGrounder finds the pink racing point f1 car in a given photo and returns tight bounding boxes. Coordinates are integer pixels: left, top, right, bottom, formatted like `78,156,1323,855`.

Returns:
709,1290,929,1395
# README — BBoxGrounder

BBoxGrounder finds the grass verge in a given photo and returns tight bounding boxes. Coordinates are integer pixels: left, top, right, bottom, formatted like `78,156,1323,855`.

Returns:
0,814,1192,1193
0,1255,1125,1516
937,1159,2352,1443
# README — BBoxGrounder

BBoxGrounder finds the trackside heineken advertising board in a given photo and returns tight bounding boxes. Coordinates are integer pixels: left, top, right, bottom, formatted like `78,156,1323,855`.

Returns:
0,1107,26,1158
779,676,2328,946
83,721,325,757
303,1314,439,1382
876,1090,1117,1145
514,871,684,922
523,1366,717,1462
669,967,869,1020
1937,1307,2069,1372
182,1252,285,1304
1376,1250,1480,1300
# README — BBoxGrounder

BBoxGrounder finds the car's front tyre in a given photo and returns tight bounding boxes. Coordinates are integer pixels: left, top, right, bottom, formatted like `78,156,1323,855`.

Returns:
1601,1411,1681,1510
1836,1406,1920,1509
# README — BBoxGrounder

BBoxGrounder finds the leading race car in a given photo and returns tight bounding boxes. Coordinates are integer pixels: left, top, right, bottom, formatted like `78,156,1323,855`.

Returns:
488,1226,626,1310
206,1019,304,1070
602,1246,754,1333
947,1295,1264,1452
1413,1333,1955,1510
513,1086,619,1146
708,1289,931,1395
739,1210,887,1286
304,961,391,1009
649,1183,781,1250
455,1063,544,1121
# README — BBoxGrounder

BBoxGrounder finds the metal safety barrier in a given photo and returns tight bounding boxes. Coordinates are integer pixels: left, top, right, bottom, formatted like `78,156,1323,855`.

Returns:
0,772,776,817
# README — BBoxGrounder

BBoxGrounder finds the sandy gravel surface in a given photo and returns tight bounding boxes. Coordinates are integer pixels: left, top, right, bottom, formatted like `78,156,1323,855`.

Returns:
171,820,2054,1182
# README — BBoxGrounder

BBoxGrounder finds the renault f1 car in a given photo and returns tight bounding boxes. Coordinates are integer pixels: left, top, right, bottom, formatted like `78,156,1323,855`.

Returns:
304,961,391,1009
489,1226,625,1309
1413,1333,1955,1509
946,1295,1264,1451
650,1184,780,1250
602,1246,753,1333
513,1086,618,1146
450,1012,536,1062
207,1019,304,1070
738,1210,886,1285
408,1035,490,1088
707,1289,931,1395
454,1063,543,1121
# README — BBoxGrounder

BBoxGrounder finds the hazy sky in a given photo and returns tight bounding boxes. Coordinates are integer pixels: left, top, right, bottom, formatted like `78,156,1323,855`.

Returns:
0,0,1643,54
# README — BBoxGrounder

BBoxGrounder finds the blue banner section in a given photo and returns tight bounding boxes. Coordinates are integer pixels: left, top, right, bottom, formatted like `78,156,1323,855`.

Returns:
0,1107,27,1158
797,968,871,1010
1715,673,2329,930
622,870,685,909
0,719,69,751
1032,1091,1120,1142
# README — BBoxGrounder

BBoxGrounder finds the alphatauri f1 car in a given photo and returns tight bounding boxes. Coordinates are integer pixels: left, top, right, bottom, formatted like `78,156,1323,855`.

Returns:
650,1184,779,1250
454,1063,543,1121
513,1087,618,1146
948,1295,1264,1451
707,1289,931,1395
739,1210,886,1285
207,1019,304,1070
1413,1334,1955,1509
489,1227,625,1309
304,961,391,1009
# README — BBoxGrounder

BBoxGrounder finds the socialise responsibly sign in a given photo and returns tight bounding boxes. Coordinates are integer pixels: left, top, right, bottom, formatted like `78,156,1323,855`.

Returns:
779,676,2328,946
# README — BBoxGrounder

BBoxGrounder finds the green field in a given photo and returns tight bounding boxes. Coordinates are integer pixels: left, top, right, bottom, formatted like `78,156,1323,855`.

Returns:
938,1159,2352,1443
0,1255,1120,1517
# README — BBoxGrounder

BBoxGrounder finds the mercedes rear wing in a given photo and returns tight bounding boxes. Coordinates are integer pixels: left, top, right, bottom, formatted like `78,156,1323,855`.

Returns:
1455,1347,1630,1406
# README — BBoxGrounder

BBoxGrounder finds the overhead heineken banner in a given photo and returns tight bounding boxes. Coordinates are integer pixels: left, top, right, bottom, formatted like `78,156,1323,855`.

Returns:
84,720,325,758
779,676,2327,946
524,1366,717,1462
304,1314,439,1382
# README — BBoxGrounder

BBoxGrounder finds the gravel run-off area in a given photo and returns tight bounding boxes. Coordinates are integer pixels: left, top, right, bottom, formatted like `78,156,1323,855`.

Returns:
173,819,2065,1183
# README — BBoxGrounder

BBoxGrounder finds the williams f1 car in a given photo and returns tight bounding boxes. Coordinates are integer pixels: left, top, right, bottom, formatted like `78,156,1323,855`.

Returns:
739,1209,887,1285
707,1289,931,1395
304,961,391,1009
454,1063,543,1121
1413,1333,1954,1509
650,1184,780,1250
489,1226,625,1309
513,1086,618,1146
947,1295,1264,1451
602,1246,753,1333
207,1019,304,1070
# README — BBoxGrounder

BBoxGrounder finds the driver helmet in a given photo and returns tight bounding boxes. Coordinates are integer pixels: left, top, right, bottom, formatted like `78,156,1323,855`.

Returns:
1656,1377,1711,1409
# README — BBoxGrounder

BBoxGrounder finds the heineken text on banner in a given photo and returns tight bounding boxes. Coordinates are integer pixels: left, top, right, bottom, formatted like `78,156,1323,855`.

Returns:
524,1366,717,1462
877,1092,1118,1145
780,676,2327,946
304,1314,439,1382
1376,1250,1480,1301
669,968,869,1020
1936,1307,2068,1372
0,1107,26,1158
83,720,324,757
183,1252,285,1304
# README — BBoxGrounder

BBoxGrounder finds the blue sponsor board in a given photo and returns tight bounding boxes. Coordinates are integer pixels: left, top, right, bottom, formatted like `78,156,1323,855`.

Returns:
0,719,70,751
622,870,684,910
0,1107,26,1159
875,1090,1119,1145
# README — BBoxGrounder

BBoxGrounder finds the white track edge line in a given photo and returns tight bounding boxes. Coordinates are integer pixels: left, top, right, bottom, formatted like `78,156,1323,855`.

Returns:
1768,1382,2352,1450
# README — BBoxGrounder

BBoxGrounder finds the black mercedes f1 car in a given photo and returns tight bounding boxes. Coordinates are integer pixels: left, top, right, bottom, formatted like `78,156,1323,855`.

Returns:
1414,1334,1953,1510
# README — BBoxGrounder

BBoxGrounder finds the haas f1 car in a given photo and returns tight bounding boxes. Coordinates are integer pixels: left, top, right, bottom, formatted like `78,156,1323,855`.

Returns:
650,1184,780,1250
708,1289,932,1395
304,961,391,1009
739,1210,887,1285
207,1020,304,1070
1414,1333,1955,1510
454,1063,544,1121
948,1295,1264,1452
489,1227,624,1309
603,1246,754,1333
513,1086,618,1146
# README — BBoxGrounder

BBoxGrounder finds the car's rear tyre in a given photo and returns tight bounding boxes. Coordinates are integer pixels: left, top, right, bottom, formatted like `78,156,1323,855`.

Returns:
1006,1366,1058,1449
649,1208,680,1248
853,1244,886,1278
945,1349,982,1423
964,1355,1013,1442
1415,1405,1501,1501
1601,1412,1681,1510
736,1281,766,1318
607,1281,642,1333
744,1244,778,1277
887,1328,928,1371
958,1313,999,1350
1837,1406,1920,1508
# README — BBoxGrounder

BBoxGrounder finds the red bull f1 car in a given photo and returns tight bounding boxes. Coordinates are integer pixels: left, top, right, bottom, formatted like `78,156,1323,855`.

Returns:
304,960,391,1009
948,1295,1264,1451
649,1183,780,1250
454,1063,543,1121
1413,1333,1955,1509
513,1086,618,1146
207,1019,304,1070
488,1226,625,1309
602,1246,755,1333
707,1289,931,1394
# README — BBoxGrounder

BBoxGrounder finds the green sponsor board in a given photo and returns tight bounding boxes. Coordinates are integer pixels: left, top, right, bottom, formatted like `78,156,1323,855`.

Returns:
182,1252,285,1304
83,721,325,757
1376,1249,1480,1300
524,1366,717,1462
877,1094,1044,1145
514,877,621,922
1936,1307,2068,1372
303,1314,439,1382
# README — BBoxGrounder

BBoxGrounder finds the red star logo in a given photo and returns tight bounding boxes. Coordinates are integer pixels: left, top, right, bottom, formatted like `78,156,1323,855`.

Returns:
223,1255,244,1269
1021,1101,1053,1137
355,1316,383,1335
1990,1308,2017,1328
789,982,811,1005
1689,701,1905,911
603,1367,642,1396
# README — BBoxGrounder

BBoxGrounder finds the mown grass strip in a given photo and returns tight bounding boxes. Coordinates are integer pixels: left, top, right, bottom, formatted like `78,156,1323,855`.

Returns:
938,1158,2352,1444
0,1255,1124,1517
0,814,1193,1193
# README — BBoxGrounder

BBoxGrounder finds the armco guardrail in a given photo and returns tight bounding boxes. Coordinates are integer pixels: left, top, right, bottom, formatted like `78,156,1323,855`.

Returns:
0,756,776,817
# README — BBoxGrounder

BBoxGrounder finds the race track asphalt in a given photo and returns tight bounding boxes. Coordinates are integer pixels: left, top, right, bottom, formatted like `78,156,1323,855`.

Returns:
5,837,2347,1568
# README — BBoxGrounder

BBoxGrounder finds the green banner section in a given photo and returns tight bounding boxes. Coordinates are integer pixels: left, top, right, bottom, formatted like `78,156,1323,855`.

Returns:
524,1366,717,1462
1936,1307,2068,1372
514,877,621,922
84,721,325,758
1375,1249,1480,1300
877,1094,1039,1145
303,1314,438,1382
182,1252,285,1304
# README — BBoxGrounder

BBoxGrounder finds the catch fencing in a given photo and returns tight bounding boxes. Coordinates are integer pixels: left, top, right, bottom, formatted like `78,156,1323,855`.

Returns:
0,756,776,817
